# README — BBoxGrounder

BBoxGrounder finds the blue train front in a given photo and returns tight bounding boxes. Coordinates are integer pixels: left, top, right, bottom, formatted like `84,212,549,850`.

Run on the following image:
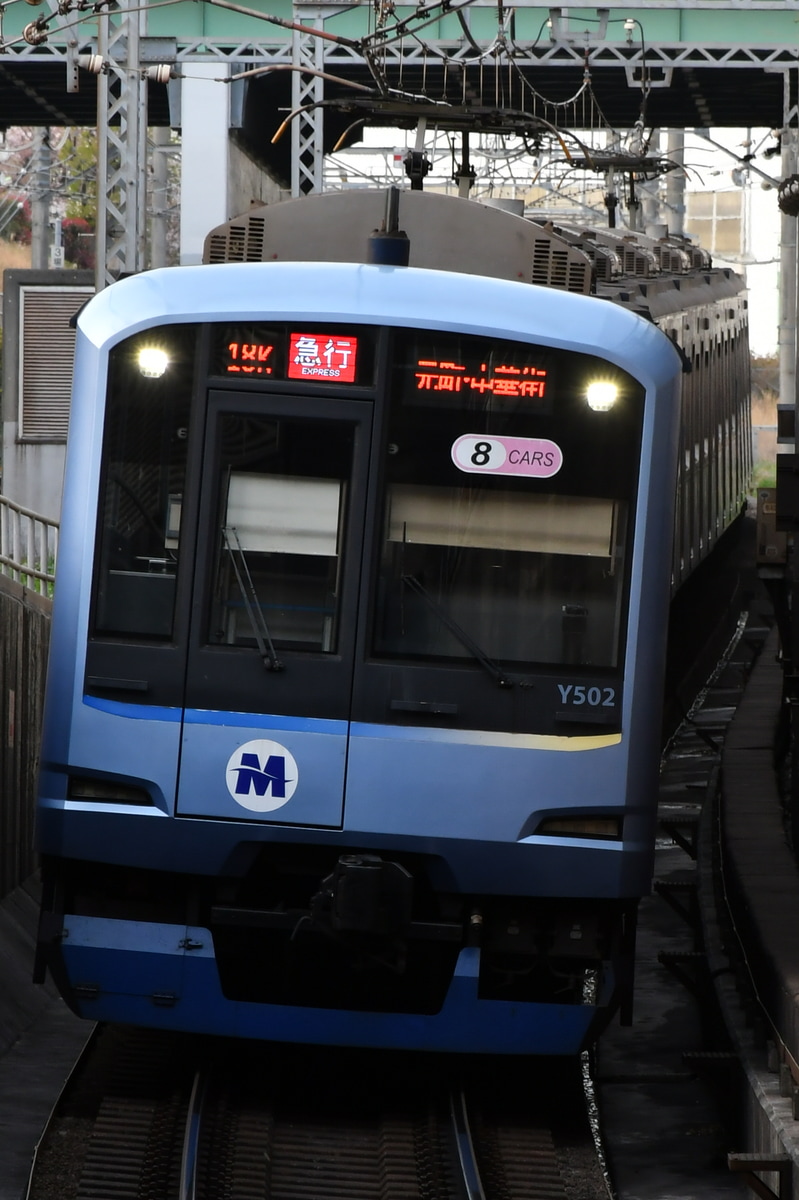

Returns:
35,236,683,1053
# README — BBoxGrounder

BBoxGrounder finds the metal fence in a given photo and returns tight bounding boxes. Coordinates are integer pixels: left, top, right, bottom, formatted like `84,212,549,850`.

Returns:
0,570,51,897
0,493,58,594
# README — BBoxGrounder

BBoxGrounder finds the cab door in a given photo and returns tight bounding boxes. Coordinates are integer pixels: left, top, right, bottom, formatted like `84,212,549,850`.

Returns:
175,390,372,827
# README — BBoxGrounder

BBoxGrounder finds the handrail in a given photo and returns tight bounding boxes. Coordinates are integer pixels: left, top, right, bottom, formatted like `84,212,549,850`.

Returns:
0,492,59,594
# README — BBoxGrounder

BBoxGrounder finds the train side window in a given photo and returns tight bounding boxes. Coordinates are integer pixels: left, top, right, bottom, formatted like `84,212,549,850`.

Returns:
207,414,354,655
92,325,197,639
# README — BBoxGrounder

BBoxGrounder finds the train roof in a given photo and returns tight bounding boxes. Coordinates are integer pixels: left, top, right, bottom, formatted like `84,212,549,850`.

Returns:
78,258,681,394
204,189,594,295
201,188,746,326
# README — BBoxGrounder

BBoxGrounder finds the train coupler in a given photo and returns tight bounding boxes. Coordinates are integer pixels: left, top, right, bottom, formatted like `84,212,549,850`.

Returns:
312,854,414,938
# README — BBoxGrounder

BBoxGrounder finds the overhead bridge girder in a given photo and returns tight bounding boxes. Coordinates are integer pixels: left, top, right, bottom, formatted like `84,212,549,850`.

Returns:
1,28,798,131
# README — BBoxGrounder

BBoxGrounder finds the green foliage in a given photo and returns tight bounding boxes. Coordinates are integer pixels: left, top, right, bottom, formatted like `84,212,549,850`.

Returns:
752,459,777,490
58,128,98,224
749,353,779,493
751,352,779,399
52,129,97,268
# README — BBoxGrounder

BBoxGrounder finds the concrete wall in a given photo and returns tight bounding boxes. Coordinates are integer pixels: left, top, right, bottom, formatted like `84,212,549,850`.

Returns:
179,66,231,266
228,135,286,215
179,69,285,265
0,573,51,899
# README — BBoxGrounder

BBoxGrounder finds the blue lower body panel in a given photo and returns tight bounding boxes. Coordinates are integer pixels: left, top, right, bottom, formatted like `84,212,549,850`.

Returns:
58,916,610,1055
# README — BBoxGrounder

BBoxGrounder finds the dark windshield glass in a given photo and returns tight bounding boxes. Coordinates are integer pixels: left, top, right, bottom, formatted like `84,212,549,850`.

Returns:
371,330,644,671
92,325,197,639
208,414,355,655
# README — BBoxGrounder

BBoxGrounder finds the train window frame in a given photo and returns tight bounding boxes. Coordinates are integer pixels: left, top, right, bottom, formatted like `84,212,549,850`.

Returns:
88,322,204,645
361,327,645,680
205,414,356,658
84,316,645,735
172,386,375,723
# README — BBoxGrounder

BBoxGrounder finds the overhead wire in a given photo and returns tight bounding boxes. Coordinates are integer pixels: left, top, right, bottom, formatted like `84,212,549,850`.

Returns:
0,0,674,217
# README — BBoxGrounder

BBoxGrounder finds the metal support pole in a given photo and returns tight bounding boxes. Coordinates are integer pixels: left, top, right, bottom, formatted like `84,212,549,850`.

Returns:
779,125,797,409
640,128,661,231
778,73,799,686
95,0,148,288
150,126,170,269
29,128,51,271
291,9,325,196
777,74,799,744
665,128,685,235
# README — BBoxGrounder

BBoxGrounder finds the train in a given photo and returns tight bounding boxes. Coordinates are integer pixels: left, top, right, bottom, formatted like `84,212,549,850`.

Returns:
34,187,750,1054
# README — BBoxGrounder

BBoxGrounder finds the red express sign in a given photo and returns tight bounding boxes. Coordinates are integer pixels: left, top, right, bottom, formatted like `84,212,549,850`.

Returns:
288,333,358,382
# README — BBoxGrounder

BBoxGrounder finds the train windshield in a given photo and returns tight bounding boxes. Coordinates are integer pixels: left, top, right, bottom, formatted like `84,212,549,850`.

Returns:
371,330,641,671
88,320,644,733
209,414,353,655
92,324,196,639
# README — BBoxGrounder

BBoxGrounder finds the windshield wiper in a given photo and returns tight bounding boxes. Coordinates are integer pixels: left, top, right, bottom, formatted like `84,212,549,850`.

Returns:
223,527,284,672
401,574,513,689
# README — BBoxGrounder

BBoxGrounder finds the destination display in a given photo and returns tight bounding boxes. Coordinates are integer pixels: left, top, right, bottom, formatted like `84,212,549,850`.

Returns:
399,329,555,413
416,356,549,401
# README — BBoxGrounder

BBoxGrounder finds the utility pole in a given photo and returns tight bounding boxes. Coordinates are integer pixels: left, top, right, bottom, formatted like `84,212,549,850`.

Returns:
29,128,51,270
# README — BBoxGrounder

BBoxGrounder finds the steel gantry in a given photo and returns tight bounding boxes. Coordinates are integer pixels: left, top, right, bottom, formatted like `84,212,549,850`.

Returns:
5,0,799,283
94,0,148,287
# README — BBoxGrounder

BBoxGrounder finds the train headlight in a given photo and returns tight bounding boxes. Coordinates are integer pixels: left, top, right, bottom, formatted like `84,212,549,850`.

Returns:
69,776,153,806
585,381,618,412
137,347,169,378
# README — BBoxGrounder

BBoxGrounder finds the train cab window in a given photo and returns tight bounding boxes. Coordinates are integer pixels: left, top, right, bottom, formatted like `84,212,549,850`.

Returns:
208,414,354,654
92,325,198,639
371,331,643,672
375,486,627,667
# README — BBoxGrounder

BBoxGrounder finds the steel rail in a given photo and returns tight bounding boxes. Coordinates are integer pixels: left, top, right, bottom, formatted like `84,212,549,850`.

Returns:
449,1089,488,1200
178,1069,208,1200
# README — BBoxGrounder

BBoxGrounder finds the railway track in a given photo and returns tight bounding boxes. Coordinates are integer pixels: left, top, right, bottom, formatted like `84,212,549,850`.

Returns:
25,519,763,1200
26,1026,606,1199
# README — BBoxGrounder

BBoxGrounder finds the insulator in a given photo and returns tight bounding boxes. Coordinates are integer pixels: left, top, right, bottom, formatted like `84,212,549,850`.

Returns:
78,53,105,74
145,64,174,84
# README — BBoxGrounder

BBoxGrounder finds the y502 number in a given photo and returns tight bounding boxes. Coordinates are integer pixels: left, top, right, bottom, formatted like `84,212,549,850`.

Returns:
557,684,616,708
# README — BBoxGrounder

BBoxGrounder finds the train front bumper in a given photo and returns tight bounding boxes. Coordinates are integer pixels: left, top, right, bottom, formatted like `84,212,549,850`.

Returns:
51,915,614,1055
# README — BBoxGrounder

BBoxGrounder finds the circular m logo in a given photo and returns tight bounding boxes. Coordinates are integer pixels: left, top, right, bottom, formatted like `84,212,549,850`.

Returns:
225,739,299,812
